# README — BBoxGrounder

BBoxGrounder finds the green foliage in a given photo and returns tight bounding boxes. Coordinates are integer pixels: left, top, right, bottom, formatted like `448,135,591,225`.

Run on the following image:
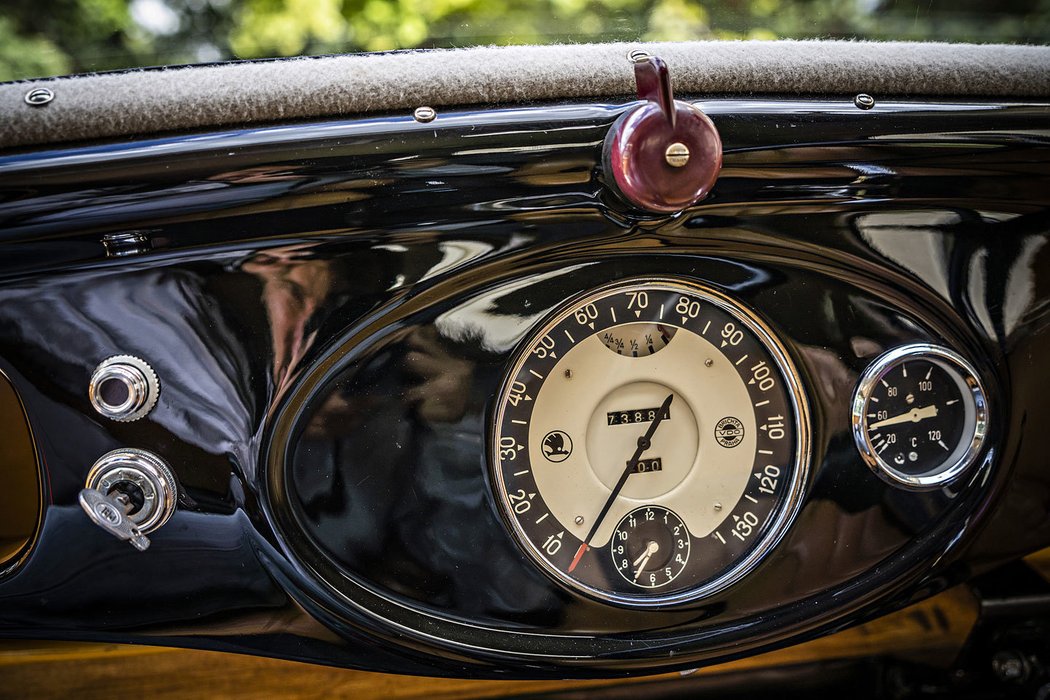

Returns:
0,0,1047,82
0,17,71,82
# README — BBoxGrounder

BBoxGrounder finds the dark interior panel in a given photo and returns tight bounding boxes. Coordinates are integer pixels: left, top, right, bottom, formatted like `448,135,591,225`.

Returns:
0,96,1047,677
0,369,40,572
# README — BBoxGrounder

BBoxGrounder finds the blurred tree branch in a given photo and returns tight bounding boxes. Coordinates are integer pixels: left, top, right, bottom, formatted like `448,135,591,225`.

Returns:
1,0,1047,82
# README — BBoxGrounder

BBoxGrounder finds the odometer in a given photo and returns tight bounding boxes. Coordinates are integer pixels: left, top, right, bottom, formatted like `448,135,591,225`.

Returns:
490,278,810,607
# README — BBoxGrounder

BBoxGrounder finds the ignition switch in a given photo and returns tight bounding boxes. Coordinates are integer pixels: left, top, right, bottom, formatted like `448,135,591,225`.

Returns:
78,448,178,551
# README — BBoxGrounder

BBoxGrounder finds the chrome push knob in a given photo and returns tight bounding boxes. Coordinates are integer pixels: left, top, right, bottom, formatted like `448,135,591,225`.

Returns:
88,355,159,422
79,448,178,550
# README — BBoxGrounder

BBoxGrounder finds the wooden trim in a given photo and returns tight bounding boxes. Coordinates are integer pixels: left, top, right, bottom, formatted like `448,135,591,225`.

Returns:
0,585,977,699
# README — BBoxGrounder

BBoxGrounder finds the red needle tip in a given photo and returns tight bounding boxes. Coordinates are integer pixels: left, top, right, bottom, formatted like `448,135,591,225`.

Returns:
567,543,588,573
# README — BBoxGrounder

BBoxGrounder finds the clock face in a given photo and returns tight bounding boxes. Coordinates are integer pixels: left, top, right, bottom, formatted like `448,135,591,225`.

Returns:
490,278,810,607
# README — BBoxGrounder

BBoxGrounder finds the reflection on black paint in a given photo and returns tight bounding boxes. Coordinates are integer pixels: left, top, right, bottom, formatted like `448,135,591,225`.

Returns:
290,321,562,622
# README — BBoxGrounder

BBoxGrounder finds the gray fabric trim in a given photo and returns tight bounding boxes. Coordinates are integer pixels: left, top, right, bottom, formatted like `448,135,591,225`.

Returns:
2,40,1049,151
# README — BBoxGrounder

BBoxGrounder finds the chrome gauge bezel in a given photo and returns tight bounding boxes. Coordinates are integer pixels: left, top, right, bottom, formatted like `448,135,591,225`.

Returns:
489,277,811,608
851,343,989,490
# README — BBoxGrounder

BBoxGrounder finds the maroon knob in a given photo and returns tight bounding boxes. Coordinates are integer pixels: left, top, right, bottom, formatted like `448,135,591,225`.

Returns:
603,56,722,214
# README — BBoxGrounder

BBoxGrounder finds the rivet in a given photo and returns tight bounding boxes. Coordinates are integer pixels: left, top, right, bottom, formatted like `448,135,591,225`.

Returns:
575,516,584,525
627,49,651,64
413,106,436,123
704,358,713,367
854,93,875,110
665,142,690,168
24,87,54,107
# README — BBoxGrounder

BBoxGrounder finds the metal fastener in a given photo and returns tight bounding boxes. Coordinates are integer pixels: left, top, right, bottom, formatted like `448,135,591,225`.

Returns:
413,106,436,123
854,93,876,110
665,142,690,168
24,87,54,106
627,49,651,63
102,231,151,257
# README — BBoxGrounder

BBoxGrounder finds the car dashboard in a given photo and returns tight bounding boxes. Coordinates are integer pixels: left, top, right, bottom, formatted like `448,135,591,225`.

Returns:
1,41,1050,694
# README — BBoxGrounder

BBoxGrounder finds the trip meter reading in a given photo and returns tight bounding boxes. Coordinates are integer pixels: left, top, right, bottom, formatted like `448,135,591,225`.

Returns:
852,344,988,489
491,278,810,607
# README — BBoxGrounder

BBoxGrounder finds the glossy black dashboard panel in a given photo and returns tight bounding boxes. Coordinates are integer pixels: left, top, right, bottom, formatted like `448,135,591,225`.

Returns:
0,98,1048,677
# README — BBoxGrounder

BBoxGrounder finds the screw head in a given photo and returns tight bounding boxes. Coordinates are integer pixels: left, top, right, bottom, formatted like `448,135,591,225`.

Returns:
575,516,584,525
664,142,690,168
24,87,54,106
704,358,714,367
413,106,436,123
854,93,876,110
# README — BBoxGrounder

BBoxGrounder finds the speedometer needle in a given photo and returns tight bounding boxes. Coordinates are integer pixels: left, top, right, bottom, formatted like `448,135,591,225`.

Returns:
869,405,938,429
568,392,674,573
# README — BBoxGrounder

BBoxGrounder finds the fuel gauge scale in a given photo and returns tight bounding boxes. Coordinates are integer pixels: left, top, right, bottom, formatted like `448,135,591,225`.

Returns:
852,344,989,489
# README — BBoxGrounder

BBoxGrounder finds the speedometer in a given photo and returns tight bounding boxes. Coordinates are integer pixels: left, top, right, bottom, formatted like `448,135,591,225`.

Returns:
490,278,810,607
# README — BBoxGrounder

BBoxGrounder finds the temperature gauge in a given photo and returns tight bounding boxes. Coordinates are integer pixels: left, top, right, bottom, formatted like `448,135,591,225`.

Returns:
852,344,989,489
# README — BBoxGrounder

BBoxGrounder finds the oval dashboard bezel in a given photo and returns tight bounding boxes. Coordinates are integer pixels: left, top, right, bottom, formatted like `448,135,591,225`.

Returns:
260,255,1002,668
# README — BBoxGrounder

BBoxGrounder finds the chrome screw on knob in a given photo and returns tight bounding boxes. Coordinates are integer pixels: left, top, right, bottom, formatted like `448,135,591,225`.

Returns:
664,142,690,168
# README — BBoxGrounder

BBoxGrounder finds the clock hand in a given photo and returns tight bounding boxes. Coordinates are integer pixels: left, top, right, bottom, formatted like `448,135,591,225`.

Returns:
869,404,938,430
632,540,660,582
632,540,659,567
568,393,674,573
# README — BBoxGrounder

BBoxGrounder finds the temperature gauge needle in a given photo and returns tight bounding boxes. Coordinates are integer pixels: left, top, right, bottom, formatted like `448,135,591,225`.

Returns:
869,404,938,429
568,392,674,573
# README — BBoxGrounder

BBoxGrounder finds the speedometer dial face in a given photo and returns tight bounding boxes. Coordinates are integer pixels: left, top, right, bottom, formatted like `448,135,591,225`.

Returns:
491,279,809,607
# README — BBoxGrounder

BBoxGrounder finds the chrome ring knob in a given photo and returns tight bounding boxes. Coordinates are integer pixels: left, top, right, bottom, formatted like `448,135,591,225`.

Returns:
89,355,159,422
